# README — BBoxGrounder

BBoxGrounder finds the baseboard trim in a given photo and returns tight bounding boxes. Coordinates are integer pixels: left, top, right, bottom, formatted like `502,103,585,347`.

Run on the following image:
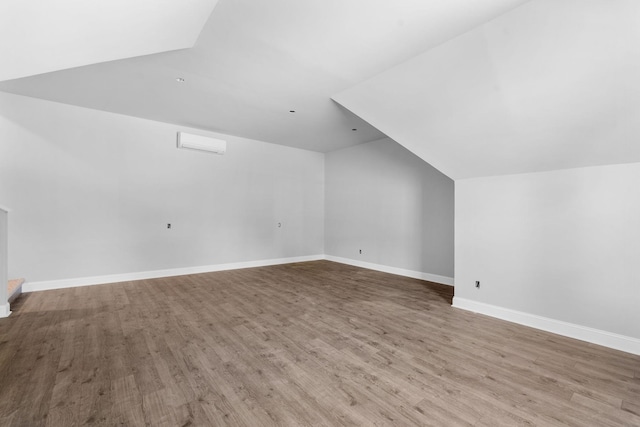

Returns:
23,255,325,293
324,255,454,286
0,303,10,318
452,297,640,356
22,254,454,293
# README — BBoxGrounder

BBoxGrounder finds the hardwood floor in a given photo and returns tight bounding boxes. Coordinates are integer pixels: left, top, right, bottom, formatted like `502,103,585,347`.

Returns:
0,260,638,426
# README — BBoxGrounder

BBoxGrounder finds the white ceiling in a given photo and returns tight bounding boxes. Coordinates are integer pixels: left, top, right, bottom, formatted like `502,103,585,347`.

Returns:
0,0,219,81
334,0,640,179
7,0,633,179
0,0,529,153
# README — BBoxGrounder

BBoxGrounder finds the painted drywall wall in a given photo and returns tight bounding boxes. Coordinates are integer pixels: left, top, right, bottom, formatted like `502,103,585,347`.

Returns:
0,207,8,315
325,138,454,281
455,163,640,339
0,92,324,282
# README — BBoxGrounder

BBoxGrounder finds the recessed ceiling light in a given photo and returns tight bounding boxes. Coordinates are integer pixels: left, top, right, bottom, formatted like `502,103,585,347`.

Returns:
176,77,185,83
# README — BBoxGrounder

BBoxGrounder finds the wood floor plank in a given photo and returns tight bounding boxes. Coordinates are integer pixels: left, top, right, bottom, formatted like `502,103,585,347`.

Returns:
0,260,639,426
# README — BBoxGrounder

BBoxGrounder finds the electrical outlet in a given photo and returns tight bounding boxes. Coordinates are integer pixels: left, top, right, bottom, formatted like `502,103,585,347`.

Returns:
475,280,480,288
167,223,172,229
359,249,362,254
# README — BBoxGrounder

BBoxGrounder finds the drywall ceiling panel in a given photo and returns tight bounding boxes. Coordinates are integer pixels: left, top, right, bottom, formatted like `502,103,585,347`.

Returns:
0,0,528,152
0,0,219,81
334,0,640,178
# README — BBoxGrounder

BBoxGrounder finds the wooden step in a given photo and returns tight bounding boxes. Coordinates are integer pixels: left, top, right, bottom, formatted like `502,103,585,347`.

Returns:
8,278,24,303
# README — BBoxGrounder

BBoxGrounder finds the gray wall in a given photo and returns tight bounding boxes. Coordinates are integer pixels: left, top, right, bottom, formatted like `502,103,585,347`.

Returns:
0,208,7,314
0,92,325,282
325,138,454,279
455,163,640,340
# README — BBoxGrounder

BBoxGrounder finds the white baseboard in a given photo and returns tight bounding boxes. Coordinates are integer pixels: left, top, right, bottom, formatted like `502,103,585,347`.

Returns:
452,297,640,356
0,303,10,318
23,255,324,293
23,254,454,293
324,255,454,286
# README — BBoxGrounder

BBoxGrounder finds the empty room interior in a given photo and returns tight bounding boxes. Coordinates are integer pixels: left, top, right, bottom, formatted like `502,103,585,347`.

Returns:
1,0,639,426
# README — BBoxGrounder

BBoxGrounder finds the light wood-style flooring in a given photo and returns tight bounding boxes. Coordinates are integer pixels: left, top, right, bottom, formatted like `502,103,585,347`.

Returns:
7,279,24,303
0,261,638,426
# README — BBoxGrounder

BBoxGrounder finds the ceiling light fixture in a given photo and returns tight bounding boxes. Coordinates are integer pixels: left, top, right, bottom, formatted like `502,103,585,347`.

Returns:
352,128,357,131
289,110,296,113
176,77,185,83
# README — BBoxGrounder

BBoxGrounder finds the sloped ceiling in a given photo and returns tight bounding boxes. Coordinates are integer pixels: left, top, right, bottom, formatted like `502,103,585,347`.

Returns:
0,0,219,81
333,0,640,179
0,0,529,153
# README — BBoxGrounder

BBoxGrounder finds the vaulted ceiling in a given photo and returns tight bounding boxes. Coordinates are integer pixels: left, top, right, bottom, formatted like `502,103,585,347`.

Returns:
0,0,527,153
2,0,638,179
0,0,219,81
333,0,640,179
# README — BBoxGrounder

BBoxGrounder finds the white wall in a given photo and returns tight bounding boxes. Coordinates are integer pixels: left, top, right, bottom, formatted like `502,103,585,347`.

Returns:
0,92,324,283
0,207,8,316
325,138,454,281
455,163,640,342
